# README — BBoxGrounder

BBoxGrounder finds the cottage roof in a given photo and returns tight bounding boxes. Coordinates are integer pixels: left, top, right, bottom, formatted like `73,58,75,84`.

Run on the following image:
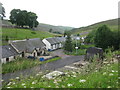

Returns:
46,37,66,44
0,45,18,59
11,38,45,53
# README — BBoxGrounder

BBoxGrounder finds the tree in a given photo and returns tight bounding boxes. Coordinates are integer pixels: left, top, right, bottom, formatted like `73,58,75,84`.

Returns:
49,29,52,32
9,9,39,28
64,32,73,52
0,3,5,19
94,25,113,50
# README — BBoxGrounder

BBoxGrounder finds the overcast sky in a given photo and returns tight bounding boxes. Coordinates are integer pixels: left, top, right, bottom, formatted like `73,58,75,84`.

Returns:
1,0,119,28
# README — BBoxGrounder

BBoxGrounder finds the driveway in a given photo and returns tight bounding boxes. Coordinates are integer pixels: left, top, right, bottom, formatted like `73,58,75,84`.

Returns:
50,49,72,59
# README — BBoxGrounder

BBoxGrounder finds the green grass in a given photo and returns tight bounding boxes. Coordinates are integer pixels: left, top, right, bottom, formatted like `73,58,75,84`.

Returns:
2,57,61,74
65,49,86,55
64,44,95,56
2,50,119,88
3,57,118,88
2,28,61,45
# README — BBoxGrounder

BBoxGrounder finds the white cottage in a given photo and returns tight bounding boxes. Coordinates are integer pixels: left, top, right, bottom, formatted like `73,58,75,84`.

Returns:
42,37,66,51
0,45,19,64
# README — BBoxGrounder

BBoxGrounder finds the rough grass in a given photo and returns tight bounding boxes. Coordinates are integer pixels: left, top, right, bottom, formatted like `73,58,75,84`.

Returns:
2,57,61,74
2,50,119,88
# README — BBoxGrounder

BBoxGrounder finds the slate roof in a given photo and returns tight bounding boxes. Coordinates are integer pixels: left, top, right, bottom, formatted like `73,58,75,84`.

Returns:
46,37,66,44
11,38,45,53
0,45,19,59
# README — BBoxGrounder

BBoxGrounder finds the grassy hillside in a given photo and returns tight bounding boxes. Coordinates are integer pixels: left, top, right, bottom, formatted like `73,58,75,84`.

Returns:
36,23,74,34
71,18,118,36
2,28,61,45
2,20,74,34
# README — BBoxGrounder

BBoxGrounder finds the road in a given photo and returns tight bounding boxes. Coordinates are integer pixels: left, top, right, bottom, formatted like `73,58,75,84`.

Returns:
2,49,84,82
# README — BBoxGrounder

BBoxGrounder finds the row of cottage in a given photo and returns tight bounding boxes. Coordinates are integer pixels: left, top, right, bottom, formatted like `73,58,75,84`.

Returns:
0,37,66,64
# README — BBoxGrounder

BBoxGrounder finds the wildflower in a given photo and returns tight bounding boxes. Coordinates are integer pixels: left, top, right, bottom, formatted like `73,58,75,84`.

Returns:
116,71,118,72
7,87,11,88
16,77,19,79
31,87,34,88
111,70,115,72
103,72,107,75
12,82,15,85
56,86,59,88
72,75,76,77
48,86,51,87
109,73,113,76
24,86,26,88
118,77,120,79
36,74,39,76
79,79,86,83
32,81,36,84
1,79,4,82
62,85,65,88
22,83,25,86
107,86,111,88
7,82,12,86
67,83,73,87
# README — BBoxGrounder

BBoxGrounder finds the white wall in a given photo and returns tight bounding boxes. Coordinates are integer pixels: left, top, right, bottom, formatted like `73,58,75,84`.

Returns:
42,39,51,50
1,56,14,64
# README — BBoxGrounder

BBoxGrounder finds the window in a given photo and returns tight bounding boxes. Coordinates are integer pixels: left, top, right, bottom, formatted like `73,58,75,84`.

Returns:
6,58,9,62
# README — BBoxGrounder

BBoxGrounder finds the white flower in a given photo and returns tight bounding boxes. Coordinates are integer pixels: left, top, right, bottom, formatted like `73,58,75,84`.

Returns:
7,87,11,88
22,83,25,86
72,75,76,77
103,72,107,75
24,86,26,88
107,86,111,88
118,77,120,79
16,77,19,79
1,79,4,82
7,82,12,86
32,81,35,84
116,71,118,72
36,74,39,76
31,87,34,88
109,73,113,76
48,86,51,87
79,79,86,83
111,70,115,72
62,85,65,88
67,83,73,87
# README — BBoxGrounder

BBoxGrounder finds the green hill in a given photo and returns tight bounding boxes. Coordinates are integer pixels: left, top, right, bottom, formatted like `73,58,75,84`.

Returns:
36,23,74,34
2,28,61,45
71,18,118,36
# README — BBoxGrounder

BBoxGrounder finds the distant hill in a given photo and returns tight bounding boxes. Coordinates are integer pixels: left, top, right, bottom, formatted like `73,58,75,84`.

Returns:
2,20,74,34
36,23,74,34
71,18,118,36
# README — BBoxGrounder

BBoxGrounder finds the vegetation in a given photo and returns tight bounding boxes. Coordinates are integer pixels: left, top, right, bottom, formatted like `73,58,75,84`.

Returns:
0,3,5,19
2,57,61,74
3,49,119,88
85,25,120,50
64,33,73,52
71,18,118,35
9,9,39,28
94,25,114,50
2,28,60,45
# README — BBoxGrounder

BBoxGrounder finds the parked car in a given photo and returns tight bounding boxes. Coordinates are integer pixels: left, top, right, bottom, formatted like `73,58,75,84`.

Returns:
27,56,36,60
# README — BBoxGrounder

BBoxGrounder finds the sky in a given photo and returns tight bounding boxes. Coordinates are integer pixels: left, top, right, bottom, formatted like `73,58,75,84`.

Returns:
1,0,120,28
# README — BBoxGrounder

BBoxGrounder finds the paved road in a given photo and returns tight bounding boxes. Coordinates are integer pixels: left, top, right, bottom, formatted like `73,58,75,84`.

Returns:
2,49,84,82
50,49,72,59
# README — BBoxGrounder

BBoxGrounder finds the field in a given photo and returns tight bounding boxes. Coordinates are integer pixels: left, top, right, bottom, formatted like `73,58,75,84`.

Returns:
2,50,119,88
2,28,61,45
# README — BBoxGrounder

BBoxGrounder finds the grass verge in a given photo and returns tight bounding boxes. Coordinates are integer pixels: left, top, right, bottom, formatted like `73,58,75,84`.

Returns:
2,57,61,74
